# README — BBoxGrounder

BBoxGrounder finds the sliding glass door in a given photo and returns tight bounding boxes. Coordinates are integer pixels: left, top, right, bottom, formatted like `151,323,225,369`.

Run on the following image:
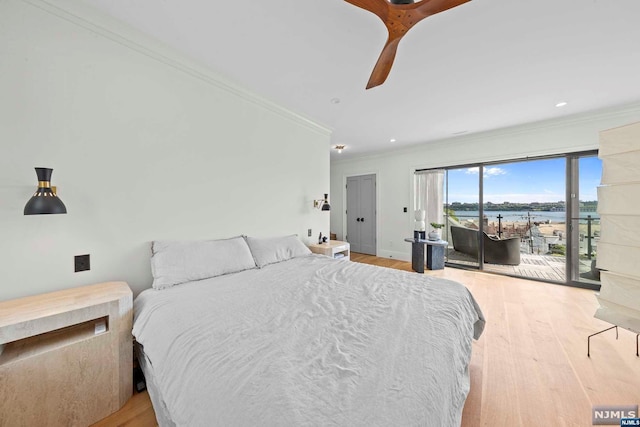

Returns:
436,151,600,289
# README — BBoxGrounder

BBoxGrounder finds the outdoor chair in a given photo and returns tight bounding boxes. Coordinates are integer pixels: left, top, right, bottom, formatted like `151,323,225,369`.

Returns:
450,226,521,265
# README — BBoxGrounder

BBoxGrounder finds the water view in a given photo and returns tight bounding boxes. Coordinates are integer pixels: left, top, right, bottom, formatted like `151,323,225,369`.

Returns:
452,210,595,223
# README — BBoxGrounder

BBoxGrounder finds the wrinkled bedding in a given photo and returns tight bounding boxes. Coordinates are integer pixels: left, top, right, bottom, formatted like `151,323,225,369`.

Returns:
133,255,485,426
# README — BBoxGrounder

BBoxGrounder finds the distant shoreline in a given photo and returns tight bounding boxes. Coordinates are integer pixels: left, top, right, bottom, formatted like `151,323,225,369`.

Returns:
446,201,596,212
451,210,598,223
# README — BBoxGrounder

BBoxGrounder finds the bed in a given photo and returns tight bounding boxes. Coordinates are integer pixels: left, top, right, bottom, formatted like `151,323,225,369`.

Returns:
133,235,485,426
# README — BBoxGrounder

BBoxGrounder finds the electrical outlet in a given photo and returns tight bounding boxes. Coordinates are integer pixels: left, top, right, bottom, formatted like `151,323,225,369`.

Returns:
308,229,312,237
74,254,90,272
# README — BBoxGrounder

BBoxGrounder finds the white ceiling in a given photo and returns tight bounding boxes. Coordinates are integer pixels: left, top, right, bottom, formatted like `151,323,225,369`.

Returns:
80,0,640,159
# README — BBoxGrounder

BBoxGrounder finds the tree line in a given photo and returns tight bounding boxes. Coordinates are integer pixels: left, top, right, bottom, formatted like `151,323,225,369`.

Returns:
446,200,597,211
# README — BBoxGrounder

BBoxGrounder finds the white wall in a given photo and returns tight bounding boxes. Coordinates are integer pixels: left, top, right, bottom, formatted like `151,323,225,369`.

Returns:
330,103,640,261
0,0,331,301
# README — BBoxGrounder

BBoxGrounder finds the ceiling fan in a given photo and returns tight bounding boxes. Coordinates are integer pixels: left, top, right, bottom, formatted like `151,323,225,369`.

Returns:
345,0,471,89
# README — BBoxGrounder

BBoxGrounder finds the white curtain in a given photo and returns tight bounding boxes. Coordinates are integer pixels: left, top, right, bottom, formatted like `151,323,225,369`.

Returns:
414,170,445,231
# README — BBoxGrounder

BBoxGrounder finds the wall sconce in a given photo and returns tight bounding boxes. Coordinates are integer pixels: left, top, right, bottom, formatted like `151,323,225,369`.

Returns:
24,167,67,215
334,145,345,153
313,193,331,211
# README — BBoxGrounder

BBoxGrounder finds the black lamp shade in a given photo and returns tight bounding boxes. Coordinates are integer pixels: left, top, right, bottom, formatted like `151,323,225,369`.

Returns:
24,167,67,215
321,193,331,211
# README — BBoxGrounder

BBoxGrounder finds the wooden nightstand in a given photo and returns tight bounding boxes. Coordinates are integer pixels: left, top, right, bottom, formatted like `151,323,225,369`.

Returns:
0,282,133,426
308,240,350,260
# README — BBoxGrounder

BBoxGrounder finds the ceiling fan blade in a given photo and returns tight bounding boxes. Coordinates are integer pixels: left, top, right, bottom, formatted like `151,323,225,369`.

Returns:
413,0,471,19
344,0,389,21
366,37,402,89
345,0,472,89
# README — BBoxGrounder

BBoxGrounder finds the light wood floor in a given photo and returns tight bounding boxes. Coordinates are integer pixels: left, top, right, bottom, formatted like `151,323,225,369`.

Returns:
95,253,640,426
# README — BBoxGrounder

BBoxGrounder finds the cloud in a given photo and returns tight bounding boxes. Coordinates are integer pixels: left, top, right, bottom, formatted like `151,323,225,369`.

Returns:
464,166,507,177
485,167,507,177
465,167,479,175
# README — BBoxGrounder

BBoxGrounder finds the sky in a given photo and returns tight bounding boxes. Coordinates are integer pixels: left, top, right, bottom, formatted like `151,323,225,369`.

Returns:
447,157,602,204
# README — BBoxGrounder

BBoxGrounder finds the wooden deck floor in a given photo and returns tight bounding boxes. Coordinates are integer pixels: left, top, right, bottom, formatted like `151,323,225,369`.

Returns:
484,253,567,281
447,250,599,285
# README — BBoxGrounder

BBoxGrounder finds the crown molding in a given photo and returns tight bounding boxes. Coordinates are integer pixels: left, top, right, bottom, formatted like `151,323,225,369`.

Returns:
333,101,640,165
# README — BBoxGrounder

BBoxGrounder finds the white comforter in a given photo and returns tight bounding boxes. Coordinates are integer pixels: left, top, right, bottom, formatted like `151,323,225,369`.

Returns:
133,255,485,427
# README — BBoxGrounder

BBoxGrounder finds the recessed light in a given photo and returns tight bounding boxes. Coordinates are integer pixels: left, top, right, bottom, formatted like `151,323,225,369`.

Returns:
452,130,468,135
390,138,396,143
555,101,568,108
330,98,341,104
334,144,345,153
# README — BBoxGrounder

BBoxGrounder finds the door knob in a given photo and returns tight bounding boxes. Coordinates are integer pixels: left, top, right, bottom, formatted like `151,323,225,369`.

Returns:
361,218,365,222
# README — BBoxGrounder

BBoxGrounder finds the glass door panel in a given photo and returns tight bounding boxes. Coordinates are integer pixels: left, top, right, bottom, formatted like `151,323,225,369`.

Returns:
570,155,602,285
481,158,566,281
444,167,480,268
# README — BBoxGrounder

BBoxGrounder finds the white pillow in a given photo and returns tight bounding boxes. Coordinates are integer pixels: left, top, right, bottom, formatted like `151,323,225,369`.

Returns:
150,236,256,289
245,235,311,268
